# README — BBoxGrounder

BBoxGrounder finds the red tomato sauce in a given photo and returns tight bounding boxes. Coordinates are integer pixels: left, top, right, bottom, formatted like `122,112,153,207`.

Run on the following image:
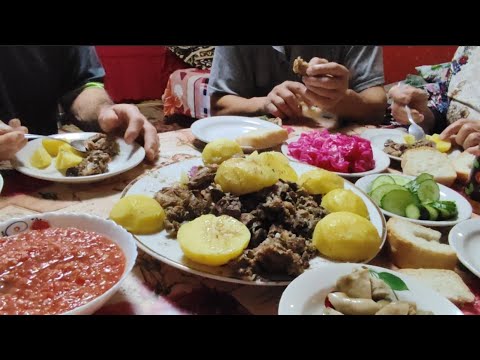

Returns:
0,227,126,315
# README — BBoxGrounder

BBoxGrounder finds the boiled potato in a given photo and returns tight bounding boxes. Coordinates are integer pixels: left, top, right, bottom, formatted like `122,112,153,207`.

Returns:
251,151,298,182
42,138,67,157
321,189,369,218
202,138,243,165
30,146,52,169
298,169,344,195
58,143,84,157
214,157,278,195
55,148,83,170
426,134,451,153
313,212,381,262
110,195,166,234
177,214,250,266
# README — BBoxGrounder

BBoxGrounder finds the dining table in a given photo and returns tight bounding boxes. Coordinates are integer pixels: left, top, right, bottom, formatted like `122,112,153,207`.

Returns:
1,122,479,315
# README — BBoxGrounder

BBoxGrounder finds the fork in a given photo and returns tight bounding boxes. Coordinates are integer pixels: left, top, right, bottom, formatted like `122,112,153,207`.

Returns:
405,105,426,141
24,134,87,153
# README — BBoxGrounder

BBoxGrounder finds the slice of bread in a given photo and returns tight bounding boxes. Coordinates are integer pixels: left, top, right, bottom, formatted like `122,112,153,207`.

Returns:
235,128,288,150
401,146,457,187
387,217,457,270
398,269,475,304
453,151,475,183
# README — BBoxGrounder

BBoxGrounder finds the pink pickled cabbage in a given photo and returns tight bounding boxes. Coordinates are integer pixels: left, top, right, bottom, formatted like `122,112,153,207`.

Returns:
287,129,375,173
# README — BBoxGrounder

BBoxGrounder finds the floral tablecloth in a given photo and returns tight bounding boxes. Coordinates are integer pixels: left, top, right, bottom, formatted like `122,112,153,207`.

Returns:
1,124,479,315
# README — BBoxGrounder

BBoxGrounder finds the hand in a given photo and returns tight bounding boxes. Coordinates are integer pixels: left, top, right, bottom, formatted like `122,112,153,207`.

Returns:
0,119,28,160
263,81,306,119
97,104,159,161
300,58,349,111
388,84,429,125
440,119,480,155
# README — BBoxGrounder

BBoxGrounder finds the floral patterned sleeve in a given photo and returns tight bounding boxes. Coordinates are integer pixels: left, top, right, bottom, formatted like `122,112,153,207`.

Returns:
413,47,471,124
415,63,452,122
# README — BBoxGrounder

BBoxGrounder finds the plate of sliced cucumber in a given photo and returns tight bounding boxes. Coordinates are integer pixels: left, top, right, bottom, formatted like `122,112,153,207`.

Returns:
355,173,472,227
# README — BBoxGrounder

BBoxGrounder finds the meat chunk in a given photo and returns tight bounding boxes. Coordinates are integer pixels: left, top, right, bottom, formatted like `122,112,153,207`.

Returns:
66,150,110,176
293,56,309,76
84,133,119,157
188,165,218,190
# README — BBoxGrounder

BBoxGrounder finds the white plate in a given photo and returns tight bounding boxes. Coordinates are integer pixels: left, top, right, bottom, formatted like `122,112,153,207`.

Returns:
278,263,462,315
0,212,137,315
191,116,282,145
360,128,463,162
122,157,387,286
360,128,407,161
281,134,391,179
449,219,480,278
13,132,145,183
355,174,472,227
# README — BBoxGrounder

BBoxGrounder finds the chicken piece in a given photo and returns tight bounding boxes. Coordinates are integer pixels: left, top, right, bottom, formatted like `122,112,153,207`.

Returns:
293,57,309,76
336,267,372,299
327,292,381,315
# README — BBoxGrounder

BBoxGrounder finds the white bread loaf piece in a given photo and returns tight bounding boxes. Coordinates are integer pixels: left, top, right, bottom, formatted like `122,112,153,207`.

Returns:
401,146,457,187
398,268,474,304
453,151,475,183
386,217,457,270
235,128,288,150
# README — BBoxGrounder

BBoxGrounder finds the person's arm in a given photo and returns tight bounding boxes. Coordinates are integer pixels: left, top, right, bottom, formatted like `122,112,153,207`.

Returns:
209,46,261,116
336,46,387,124
60,46,158,161
330,86,387,125
210,94,267,117
69,86,113,127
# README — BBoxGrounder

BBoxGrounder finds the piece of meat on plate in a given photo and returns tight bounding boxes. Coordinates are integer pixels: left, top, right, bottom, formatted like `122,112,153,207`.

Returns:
66,150,111,177
84,134,120,157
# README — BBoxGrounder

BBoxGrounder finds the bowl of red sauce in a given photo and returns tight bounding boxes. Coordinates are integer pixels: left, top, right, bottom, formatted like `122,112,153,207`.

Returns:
0,212,137,315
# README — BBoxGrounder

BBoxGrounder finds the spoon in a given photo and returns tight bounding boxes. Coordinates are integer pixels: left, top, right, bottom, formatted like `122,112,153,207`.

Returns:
24,134,88,154
405,105,426,141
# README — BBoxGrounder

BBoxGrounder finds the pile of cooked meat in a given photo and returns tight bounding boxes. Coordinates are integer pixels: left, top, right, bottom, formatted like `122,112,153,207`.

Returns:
155,164,328,281
383,138,435,158
66,134,120,177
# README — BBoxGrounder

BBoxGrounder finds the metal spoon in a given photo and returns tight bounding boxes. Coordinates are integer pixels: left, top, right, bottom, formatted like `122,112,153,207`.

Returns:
24,134,87,154
405,105,426,141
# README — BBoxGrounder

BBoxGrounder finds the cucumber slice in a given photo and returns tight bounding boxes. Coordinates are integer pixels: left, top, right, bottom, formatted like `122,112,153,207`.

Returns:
389,175,411,186
417,180,440,203
415,173,434,183
423,204,439,221
405,204,420,219
381,190,416,216
371,175,395,191
369,184,406,205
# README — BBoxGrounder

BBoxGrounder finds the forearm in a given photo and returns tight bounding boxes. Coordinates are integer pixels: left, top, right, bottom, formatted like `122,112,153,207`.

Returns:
210,94,267,117
331,87,387,125
70,87,114,126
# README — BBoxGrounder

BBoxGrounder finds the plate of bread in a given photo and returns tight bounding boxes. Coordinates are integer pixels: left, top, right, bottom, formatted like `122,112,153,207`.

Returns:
385,217,475,307
191,116,288,151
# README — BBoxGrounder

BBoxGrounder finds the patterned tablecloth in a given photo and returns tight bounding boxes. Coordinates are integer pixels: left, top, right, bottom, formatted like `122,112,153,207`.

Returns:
1,124,480,315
